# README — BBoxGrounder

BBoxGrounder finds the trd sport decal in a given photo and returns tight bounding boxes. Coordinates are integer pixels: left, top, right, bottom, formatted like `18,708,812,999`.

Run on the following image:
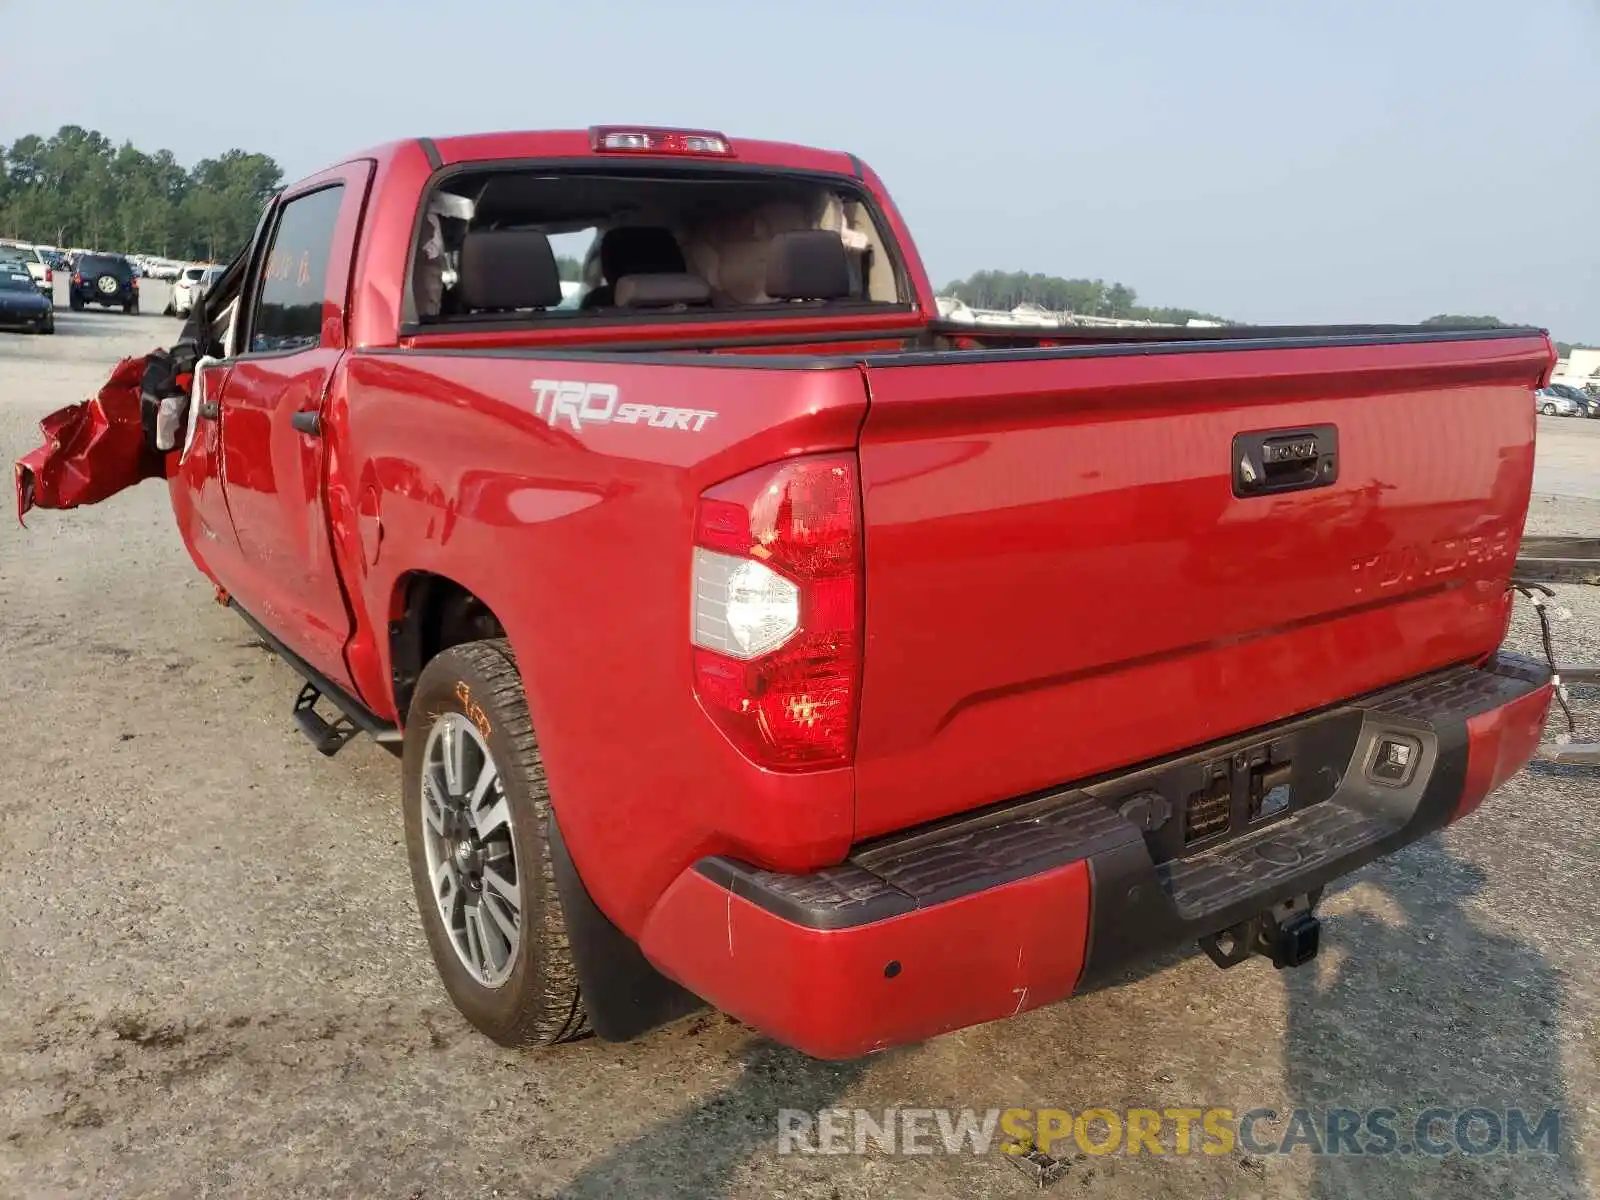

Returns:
530,379,718,433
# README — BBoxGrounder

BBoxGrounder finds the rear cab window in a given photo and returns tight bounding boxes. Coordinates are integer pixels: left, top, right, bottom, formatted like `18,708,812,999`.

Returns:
406,165,908,330
247,185,344,354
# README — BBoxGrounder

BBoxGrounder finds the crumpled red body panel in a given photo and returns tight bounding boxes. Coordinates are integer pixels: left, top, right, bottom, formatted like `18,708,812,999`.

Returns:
14,354,171,524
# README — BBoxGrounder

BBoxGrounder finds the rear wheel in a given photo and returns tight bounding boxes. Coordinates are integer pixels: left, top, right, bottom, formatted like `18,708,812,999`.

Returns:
124,298,138,315
69,293,83,312
1542,403,1557,415
402,639,588,1047
38,316,53,335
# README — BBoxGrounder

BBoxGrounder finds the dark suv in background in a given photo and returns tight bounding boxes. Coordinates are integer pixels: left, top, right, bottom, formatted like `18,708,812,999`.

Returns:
69,253,139,313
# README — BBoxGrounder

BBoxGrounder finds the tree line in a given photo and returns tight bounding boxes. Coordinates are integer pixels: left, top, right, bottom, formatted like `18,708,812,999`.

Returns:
0,126,282,262
942,269,1229,325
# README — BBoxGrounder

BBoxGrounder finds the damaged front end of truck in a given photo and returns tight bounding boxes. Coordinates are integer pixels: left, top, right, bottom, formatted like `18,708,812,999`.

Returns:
15,265,236,523
14,353,173,523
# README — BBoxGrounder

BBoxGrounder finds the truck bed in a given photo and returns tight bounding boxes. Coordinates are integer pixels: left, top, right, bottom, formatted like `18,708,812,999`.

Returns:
364,322,1552,846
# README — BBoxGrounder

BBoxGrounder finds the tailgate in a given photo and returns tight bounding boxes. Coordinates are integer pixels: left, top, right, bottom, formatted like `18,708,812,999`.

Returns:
851,331,1553,839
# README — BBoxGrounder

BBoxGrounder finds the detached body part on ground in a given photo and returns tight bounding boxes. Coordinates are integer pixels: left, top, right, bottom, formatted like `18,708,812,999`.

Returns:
13,126,1557,1060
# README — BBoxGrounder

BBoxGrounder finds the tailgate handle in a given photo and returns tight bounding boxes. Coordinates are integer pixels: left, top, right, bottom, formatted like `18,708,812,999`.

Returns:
291,410,322,438
1233,425,1338,497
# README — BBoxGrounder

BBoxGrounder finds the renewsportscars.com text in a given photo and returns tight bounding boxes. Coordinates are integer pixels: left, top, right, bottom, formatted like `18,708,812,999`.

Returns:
776,1106,1562,1158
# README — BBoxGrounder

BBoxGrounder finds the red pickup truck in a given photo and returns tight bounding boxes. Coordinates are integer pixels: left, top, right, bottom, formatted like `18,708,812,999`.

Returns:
16,127,1556,1059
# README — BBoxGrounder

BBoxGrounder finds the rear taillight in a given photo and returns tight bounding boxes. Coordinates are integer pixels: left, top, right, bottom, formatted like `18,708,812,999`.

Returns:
130,276,138,288
691,454,861,770
72,273,82,284
44,268,52,284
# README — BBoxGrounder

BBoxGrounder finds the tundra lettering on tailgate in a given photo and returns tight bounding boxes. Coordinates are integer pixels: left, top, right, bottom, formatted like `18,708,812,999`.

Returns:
530,379,718,433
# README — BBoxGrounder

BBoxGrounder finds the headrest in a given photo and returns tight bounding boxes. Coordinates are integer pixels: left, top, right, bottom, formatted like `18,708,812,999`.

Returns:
615,273,712,309
765,229,852,301
457,230,563,311
599,226,686,282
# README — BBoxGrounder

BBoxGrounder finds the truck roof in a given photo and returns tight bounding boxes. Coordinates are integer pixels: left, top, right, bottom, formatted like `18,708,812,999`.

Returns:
330,129,863,187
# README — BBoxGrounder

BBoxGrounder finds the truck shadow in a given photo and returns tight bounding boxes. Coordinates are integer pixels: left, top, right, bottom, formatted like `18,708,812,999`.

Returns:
553,1037,873,1200
1282,838,1584,1199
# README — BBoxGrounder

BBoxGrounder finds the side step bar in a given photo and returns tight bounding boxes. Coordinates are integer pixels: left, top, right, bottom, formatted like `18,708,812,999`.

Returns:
230,601,403,756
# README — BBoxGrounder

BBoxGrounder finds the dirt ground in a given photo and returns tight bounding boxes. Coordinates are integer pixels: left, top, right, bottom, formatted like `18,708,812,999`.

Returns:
1,302,1595,1199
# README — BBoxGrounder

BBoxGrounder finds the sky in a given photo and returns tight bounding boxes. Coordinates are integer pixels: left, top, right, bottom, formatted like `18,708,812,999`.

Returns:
3,0,1596,340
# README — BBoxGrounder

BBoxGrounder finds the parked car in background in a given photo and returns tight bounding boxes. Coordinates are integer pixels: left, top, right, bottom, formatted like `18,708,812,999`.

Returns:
1556,383,1600,417
1536,385,1589,417
0,262,54,333
69,253,139,313
0,242,54,295
195,264,226,308
168,263,216,316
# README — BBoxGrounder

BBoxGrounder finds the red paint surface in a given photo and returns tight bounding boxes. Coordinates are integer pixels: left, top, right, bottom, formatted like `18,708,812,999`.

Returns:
1456,682,1554,821
337,351,869,928
638,859,1093,1060
851,337,1550,837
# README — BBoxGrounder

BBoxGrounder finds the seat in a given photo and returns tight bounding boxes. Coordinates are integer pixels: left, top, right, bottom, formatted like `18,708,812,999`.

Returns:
457,230,564,314
765,230,854,302
614,273,712,309
580,226,688,310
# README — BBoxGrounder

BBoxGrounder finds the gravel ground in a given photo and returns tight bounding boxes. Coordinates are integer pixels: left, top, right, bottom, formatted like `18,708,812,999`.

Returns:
0,309,1594,1199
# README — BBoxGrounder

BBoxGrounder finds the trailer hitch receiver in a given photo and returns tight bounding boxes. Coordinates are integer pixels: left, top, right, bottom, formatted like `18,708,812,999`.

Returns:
1200,893,1321,970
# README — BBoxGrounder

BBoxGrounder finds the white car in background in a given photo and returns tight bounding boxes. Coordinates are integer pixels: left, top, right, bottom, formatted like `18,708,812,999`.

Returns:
169,264,220,317
0,242,52,295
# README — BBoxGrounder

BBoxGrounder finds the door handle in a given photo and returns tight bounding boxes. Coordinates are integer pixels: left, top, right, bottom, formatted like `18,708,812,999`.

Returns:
291,410,322,437
1232,425,1338,497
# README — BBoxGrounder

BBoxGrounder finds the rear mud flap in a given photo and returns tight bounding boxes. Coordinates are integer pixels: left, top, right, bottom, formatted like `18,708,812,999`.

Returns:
14,354,171,523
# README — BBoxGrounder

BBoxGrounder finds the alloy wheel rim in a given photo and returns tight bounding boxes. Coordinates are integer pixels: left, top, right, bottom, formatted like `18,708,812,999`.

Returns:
420,713,521,988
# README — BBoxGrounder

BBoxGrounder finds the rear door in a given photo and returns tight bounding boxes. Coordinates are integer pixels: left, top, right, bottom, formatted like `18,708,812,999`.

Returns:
849,332,1551,839
213,163,372,687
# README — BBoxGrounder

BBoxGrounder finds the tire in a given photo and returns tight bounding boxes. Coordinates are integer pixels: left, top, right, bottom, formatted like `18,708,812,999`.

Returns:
38,317,53,335
124,299,138,315
69,293,83,312
1542,404,1557,416
402,639,589,1047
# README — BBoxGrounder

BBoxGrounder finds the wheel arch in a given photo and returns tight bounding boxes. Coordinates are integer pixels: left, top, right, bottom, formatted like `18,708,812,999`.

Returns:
388,570,509,721
390,577,697,1042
